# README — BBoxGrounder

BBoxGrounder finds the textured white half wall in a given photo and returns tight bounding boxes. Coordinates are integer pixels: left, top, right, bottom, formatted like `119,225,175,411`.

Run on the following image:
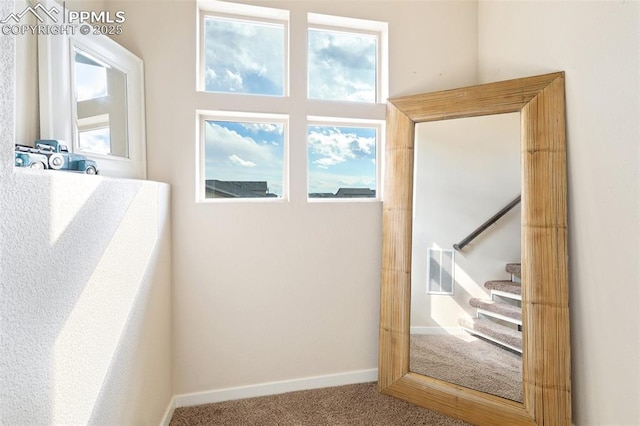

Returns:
0,171,173,425
0,2,173,422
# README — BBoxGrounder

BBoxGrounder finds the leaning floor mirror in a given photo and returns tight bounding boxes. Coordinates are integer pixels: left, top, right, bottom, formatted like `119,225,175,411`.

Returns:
379,73,570,425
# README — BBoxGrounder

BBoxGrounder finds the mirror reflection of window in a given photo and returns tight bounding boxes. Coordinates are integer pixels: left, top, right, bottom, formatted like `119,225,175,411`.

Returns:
75,55,108,102
78,124,111,155
73,46,129,158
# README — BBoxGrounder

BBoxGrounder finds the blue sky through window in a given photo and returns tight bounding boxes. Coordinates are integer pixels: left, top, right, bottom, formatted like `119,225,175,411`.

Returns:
308,125,376,195
308,29,377,103
204,16,285,95
204,120,285,198
198,7,385,201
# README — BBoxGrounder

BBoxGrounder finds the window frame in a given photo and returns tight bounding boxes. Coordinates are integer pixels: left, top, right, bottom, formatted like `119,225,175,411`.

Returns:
196,110,290,203
197,1,290,97
307,13,388,104
307,25,380,104
306,116,385,202
195,1,388,203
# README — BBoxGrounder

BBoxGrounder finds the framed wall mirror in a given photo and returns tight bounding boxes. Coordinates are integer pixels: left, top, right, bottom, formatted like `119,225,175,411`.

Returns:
38,0,146,179
379,73,570,425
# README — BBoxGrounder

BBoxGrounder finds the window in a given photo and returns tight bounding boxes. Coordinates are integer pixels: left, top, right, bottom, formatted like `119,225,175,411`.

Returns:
307,12,388,104
198,112,287,200
308,28,377,103
199,2,288,95
197,1,387,202
307,120,381,199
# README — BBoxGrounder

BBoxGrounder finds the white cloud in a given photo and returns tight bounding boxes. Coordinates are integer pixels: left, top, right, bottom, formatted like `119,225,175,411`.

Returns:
308,29,377,102
204,17,284,94
315,155,344,168
240,122,283,135
205,122,279,164
203,121,284,195
229,154,256,167
308,127,375,169
308,170,376,193
224,69,244,90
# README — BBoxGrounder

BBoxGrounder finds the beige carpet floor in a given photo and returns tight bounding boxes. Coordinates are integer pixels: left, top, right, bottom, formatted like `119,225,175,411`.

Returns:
170,382,469,425
410,333,522,402
171,334,522,424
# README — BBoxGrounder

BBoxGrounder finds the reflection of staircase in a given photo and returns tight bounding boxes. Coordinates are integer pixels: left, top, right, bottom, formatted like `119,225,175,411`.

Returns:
458,263,522,353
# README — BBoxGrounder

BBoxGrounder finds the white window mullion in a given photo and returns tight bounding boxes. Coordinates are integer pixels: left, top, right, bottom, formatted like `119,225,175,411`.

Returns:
287,8,308,203
195,2,388,204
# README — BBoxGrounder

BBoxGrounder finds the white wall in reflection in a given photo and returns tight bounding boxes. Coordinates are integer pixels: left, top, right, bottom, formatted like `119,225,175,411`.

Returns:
411,112,521,330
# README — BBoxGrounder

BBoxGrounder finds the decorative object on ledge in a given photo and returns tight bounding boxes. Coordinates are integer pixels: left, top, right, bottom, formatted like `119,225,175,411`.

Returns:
15,140,99,174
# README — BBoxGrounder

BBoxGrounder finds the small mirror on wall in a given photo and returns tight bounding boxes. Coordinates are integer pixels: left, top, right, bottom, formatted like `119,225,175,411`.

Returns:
38,0,146,179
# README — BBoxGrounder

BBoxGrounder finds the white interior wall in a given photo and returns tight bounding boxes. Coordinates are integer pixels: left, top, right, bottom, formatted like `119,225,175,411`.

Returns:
10,1,637,424
478,1,640,424
110,0,478,397
411,113,521,330
0,1,173,424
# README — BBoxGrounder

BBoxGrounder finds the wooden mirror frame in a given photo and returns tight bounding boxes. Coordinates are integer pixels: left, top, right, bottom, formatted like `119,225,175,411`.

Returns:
378,72,570,425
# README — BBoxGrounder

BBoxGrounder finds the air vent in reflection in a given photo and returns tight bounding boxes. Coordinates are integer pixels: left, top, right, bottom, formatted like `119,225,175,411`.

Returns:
427,248,454,295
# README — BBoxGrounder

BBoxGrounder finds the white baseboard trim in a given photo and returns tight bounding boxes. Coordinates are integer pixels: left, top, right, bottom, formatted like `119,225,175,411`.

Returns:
159,396,176,426
410,326,463,335
174,368,378,408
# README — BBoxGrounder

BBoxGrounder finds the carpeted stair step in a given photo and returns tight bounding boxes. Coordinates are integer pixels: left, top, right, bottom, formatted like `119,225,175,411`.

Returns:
505,263,521,277
458,316,522,353
484,280,521,297
469,298,522,324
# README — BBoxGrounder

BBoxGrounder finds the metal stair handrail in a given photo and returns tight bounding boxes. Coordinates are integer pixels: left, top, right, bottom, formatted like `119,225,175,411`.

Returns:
453,195,521,251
